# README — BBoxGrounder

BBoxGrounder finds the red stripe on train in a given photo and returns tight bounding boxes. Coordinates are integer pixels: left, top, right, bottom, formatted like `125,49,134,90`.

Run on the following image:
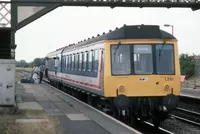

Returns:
48,74,100,88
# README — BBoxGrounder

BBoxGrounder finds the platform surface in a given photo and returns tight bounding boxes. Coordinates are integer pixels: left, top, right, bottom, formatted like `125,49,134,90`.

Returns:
16,82,140,134
181,87,200,99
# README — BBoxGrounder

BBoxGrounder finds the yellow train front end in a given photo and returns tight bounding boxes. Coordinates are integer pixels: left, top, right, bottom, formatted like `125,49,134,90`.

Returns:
104,39,180,97
103,39,180,127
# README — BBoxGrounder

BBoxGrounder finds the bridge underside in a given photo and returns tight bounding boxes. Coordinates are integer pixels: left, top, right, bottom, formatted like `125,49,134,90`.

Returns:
0,0,199,31
10,0,200,11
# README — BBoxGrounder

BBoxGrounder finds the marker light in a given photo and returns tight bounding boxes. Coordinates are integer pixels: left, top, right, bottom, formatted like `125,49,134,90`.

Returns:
164,84,170,91
119,85,125,92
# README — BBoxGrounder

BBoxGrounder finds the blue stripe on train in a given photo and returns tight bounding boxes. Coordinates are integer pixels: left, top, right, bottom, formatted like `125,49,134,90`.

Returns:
48,68,98,78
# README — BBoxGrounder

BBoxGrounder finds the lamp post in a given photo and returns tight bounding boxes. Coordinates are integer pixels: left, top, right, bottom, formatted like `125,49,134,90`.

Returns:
164,24,174,35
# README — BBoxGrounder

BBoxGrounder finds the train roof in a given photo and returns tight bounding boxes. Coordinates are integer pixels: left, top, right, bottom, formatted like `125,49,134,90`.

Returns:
46,24,177,57
63,24,176,50
46,47,64,57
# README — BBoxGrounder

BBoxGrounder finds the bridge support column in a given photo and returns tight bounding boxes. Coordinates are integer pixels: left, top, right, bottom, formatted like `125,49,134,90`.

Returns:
0,28,17,106
0,28,16,59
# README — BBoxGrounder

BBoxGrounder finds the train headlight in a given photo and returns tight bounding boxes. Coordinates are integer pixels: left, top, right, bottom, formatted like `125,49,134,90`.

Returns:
119,85,125,92
164,84,170,91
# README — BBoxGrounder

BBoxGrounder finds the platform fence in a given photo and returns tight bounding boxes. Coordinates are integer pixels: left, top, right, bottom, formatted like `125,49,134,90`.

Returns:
194,56,200,89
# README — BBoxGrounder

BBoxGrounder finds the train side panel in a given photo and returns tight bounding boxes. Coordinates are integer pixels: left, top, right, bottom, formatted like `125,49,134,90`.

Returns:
49,41,105,96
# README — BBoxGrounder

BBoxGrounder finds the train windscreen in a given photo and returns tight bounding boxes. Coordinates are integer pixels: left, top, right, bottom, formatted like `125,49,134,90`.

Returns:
111,44,175,75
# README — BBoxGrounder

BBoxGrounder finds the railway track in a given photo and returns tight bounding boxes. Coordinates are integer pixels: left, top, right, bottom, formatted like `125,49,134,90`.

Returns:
171,107,200,127
179,95,200,105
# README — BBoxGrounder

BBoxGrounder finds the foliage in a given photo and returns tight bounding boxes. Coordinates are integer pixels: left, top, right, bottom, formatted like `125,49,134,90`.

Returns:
16,58,44,68
179,53,195,78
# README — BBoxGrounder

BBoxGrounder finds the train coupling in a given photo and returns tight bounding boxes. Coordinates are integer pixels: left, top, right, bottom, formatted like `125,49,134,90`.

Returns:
113,94,130,110
162,93,179,111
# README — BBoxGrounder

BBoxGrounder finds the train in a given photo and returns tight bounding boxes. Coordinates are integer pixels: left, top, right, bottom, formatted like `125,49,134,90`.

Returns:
44,24,180,128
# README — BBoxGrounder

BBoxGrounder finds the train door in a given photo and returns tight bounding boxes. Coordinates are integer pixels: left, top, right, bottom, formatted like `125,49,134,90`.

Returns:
100,49,104,92
45,58,48,78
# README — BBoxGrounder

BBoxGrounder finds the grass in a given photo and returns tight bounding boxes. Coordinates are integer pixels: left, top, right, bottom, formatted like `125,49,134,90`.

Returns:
0,108,61,134
0,68,62,134
15,69,21,83
17,109,61,134
16,68,32,75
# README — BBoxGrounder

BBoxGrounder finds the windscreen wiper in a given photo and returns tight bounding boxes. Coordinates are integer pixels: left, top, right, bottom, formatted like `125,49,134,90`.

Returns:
113,42,121,55
158,40,166,61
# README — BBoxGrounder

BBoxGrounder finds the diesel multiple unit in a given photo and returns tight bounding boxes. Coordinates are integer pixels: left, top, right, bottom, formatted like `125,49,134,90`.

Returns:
44,25,180,127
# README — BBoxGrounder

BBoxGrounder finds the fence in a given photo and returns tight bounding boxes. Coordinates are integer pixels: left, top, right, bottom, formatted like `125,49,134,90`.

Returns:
194,56,200,89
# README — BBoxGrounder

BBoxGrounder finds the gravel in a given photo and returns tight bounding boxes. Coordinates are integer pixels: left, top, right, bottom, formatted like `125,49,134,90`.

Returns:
161,116,200,134
178,101,200,113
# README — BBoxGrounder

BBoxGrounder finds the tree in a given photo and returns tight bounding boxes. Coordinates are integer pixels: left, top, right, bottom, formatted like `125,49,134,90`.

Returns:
16,57,44,68
179,53,195,77
32,58,44,67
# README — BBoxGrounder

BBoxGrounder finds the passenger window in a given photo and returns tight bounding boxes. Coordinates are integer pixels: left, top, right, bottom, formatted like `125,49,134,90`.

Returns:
94,49,99,71
75,53,79,70
72,54,75,70
66,55,68,70
79,52,83,71
62,56,66,69
88,50,93,71
82,52,84,70
69,54,71,70
55,58,59,68
83,52,88,71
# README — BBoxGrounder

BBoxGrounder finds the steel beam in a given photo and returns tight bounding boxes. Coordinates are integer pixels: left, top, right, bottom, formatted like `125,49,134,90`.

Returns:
16,4,59,30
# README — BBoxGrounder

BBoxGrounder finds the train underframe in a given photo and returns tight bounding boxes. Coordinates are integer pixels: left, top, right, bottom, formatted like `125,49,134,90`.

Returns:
49,80,179,128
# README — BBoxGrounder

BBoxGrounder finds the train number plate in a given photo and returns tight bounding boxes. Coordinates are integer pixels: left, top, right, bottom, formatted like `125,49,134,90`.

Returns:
164,77,174,81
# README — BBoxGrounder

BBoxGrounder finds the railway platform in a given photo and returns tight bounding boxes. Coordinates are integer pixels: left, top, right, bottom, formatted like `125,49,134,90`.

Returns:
181,87,200,99
16,82,141,134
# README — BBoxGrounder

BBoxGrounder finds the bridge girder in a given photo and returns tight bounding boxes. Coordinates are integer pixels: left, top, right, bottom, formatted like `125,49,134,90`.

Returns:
0,0,200,10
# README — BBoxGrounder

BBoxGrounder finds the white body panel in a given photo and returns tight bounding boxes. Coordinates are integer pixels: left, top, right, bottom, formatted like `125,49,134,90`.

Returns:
48,71,101,91
0,59,16,106
46,41,105,95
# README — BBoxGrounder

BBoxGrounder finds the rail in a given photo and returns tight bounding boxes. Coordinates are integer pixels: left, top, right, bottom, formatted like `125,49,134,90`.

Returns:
171,107,200,127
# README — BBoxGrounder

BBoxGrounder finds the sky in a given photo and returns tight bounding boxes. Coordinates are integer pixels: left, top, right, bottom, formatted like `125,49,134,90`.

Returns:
15,6,200,62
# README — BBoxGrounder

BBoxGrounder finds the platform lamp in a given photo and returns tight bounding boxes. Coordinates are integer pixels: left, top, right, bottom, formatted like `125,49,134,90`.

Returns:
164,24,174,35
10,44,17,59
